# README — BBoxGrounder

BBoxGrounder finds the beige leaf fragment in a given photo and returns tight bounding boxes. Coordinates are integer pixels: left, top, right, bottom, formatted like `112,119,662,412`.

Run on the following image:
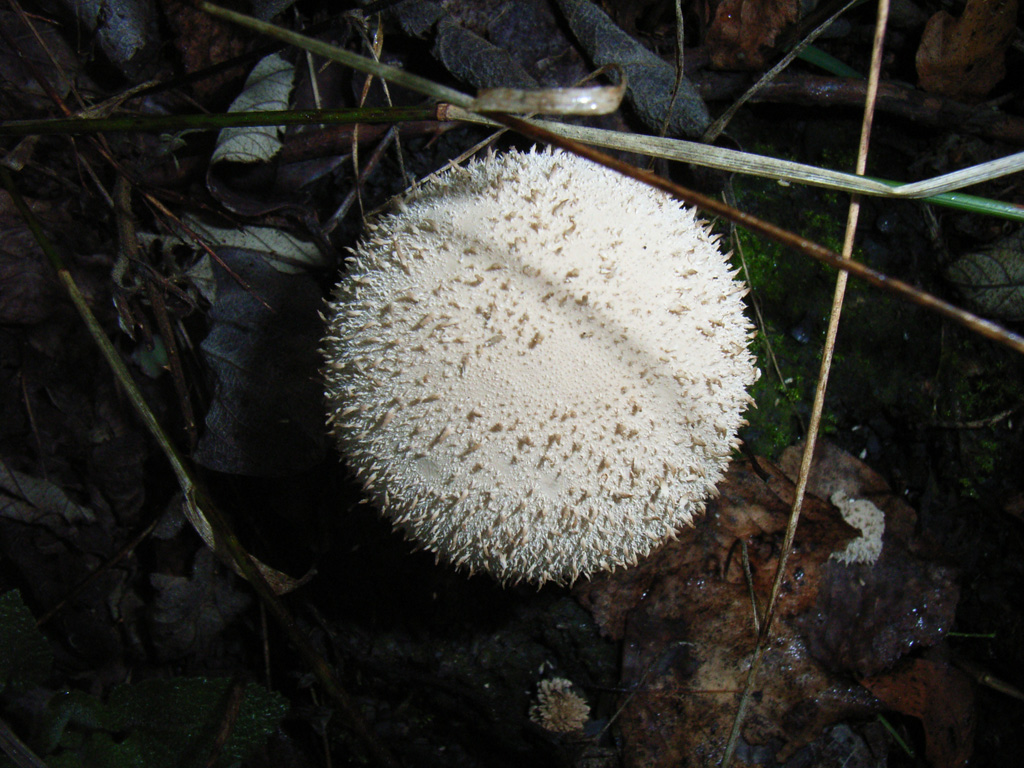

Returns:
212,53,294,164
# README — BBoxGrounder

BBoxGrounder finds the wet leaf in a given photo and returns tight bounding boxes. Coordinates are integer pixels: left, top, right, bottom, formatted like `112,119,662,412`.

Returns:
575,457,860,765
862,658,976,768
916,0,1017,102
944,228,1024,321
575,444,964,764
780,442,960,676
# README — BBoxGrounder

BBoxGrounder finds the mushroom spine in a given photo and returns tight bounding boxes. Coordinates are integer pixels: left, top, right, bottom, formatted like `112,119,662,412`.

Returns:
322,148,758,585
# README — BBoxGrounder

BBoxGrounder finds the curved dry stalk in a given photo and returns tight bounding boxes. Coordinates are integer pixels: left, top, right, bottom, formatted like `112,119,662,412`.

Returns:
446,108,1024,219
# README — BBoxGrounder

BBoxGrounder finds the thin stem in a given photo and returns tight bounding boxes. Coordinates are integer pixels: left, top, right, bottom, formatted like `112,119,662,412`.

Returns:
721,0,892,764
0,106,440,137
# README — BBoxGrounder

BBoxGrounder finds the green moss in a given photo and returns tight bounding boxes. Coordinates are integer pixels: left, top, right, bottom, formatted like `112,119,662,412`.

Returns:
741,324,815,459
724,128,1022,509
934,334,1024,500
727,171,843,459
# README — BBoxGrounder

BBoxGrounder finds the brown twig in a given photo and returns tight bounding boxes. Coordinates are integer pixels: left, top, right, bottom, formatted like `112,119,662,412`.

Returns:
695,71,1024,145
145,278,199,448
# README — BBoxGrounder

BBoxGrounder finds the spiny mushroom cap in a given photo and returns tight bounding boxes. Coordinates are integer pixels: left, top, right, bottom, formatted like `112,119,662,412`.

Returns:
529,678,590,734
323,148,758,585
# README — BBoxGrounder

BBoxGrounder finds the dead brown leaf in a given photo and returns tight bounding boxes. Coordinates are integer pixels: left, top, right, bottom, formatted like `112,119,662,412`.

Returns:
576,456,860,765
705,0,801,70
862,658,976,768
781,442,960,677
915,0,1018,102
161,0,253,103
575,445,964,764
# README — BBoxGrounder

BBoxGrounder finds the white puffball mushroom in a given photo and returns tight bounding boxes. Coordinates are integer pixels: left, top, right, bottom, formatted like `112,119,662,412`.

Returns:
829,492,885,565
322,148,758,585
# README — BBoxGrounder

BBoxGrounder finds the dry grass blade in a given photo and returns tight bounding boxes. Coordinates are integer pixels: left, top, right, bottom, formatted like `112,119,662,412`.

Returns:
448,108,1024,211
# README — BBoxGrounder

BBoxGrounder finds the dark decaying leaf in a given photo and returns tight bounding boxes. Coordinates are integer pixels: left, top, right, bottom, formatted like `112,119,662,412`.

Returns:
554,0,710,137
56,0,158,80
798,545,959,676
0,589,54,695
194,248,325,476
915,0,1018,102
161,0,253,103
944,227,1024,321
148,546,252,661
390,0,446,38
862,658,976,768
575,457,860,765
435,18,540,91
0,9,83,106
0,459,95,529
390,0,577,92
37,677,287,768
780,442,960,676
0,463,127,672
0,191,66,325
575,444,963,765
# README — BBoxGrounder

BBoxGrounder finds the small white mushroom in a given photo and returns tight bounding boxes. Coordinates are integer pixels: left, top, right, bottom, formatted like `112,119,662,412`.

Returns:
529,677,590,734
322,149,758,585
